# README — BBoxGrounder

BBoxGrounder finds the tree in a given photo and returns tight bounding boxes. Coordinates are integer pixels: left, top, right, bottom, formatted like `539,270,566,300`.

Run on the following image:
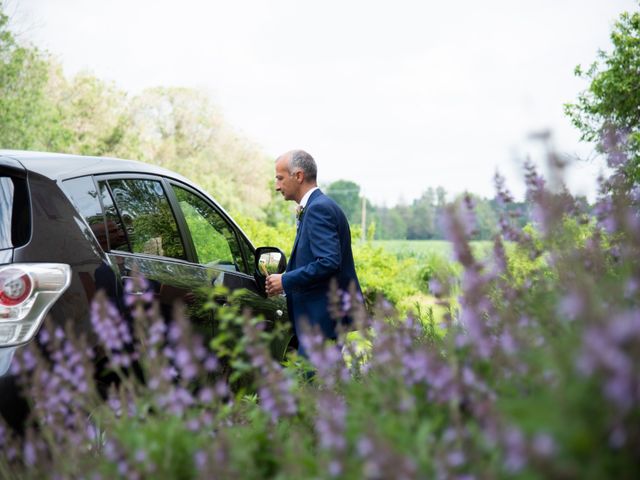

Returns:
406,188,436,239
128,87,273,218
42,68,140,158
471,195,499,240
374,207,407,239
325,180,361,225
0,3,68,150
565,7,640,185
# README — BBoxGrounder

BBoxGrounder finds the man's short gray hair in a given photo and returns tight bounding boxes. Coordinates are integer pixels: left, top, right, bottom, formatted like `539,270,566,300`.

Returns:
288,150,317,182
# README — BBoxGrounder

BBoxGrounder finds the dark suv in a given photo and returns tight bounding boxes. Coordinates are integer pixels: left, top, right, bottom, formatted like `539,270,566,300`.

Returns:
0,150,290,428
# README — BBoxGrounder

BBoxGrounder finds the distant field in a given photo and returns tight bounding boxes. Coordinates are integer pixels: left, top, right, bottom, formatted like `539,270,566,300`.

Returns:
372,240,493,259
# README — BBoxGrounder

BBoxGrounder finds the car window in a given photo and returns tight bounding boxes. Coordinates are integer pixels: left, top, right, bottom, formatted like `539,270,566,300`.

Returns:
237,231,255,273
0,175,29,251
0,177,14,250
95,181,131,252
107,178,186,261
63,176,114,251
173,185,247,273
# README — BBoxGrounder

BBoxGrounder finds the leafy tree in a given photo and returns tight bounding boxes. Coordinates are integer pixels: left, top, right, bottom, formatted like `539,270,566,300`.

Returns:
50,71,139,158
375,207,408,239
468,194,499,240
565,6,640,185
128,87,273,218
0,3,68,150
325,179,361,225
406,188,436,239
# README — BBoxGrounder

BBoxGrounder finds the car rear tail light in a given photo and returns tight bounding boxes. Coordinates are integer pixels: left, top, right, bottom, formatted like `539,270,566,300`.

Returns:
0,264,71,347
0,269,33,306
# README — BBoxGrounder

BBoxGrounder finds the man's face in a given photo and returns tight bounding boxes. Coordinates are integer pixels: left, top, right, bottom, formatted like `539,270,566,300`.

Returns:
275,157,300,202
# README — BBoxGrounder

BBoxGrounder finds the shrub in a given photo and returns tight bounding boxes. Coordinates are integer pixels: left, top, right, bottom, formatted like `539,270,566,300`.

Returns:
1,129,640,479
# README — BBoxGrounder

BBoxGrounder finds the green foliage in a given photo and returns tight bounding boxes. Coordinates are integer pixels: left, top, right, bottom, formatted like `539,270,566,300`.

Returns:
0,7,68,150
0,2,275,218
5,2,640,476
128,87,274,218
406,188,438,239
565,6,640,183
4,179,640,478
352,241,418,306
417,251,461,291
232,212,296,255
374,206,408,239
325,179,362,225
372,188,526,241
109,415,205,480
51,71,139,157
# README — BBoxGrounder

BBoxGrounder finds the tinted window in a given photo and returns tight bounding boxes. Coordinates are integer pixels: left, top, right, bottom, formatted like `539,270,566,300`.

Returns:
237,231,255,274
63,177,112,251
108,179,185,260
0,176,29,250
0,178,14,250
173,185,247,273
97,181,131,252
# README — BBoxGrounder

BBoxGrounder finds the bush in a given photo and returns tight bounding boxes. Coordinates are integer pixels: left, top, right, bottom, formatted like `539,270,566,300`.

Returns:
2,130,640,479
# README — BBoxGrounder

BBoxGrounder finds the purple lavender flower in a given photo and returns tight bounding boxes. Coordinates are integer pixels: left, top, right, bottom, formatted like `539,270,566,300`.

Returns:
328,460,342,477
91,293,133,368
315,393,347,452
502,427,526,473
123,275,153,307
300,327,350,387
531,433,555,458
557,291,584,321
194,450,208,470
134,449,147,463
242,318,297,422
22,440,36,467
429,278,443,296
494,172,514,207
446,450,465,468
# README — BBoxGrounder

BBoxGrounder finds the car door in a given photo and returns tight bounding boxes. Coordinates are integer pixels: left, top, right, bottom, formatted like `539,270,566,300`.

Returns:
95,174,290,357
165,181,289,341
94,175,216,339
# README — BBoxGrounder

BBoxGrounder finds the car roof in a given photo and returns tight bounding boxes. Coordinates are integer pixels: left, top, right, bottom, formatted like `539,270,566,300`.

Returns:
0,150,191,183
0,150,256,249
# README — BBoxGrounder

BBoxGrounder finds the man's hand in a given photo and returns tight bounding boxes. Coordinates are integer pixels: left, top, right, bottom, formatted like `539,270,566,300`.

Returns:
265,273,284,297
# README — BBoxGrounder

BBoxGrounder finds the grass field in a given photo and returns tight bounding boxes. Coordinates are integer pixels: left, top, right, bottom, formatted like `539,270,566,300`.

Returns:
372,239,493,260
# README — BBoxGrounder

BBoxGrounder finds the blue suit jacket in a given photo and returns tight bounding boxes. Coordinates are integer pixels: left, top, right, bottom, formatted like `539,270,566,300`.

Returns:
282,189,362,341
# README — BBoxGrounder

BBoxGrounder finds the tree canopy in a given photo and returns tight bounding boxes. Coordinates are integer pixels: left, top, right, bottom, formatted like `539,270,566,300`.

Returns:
0,1,273,218
565,6,640,185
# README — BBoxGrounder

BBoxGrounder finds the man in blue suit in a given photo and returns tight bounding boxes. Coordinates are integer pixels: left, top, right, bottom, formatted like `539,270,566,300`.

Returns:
265,150,362,357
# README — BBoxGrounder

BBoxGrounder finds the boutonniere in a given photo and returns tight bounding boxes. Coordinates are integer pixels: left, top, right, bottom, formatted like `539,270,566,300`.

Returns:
296,205,305,221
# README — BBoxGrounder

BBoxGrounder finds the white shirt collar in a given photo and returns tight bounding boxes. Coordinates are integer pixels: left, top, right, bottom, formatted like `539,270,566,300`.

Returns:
299,187,319,209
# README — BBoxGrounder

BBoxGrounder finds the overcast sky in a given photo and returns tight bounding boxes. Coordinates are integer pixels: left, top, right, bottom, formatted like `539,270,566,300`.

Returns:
9,0,637,205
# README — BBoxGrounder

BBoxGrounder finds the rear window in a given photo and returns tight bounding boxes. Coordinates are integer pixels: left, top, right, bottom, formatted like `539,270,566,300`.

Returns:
0,176,30,250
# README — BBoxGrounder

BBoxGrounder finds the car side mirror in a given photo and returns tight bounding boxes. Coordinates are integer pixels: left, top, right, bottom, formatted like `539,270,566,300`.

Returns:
254,247,287,297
